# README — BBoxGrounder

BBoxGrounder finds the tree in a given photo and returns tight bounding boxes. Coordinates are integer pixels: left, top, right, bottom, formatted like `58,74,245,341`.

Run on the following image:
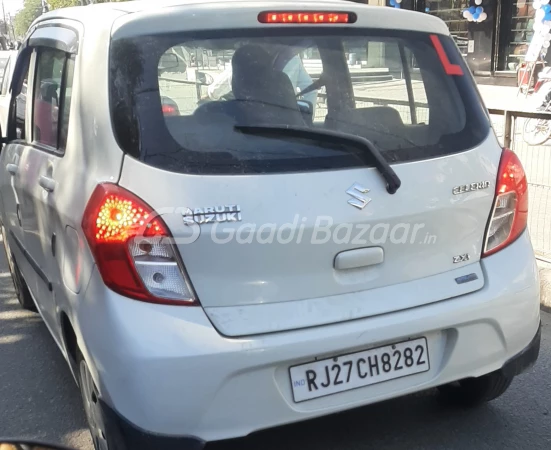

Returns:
13,0,42,38
14,0,131,38
48,0,80,8
49,0,130,9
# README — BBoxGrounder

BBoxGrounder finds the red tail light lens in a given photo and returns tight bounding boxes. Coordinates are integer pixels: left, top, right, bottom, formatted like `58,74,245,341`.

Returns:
258,11,356,24
483,149,528,257
162,104,178,116
82,184,196,305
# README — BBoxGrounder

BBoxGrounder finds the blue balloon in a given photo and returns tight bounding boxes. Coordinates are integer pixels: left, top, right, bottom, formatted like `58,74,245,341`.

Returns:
394,3,401,8
473,12,480,19
476,6,483,13
543,4,551,13
469,6,476,14
545,12,551,20
390,0,396,6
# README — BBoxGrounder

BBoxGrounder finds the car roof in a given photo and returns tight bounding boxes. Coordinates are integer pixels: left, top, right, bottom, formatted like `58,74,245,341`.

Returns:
33,0,450,38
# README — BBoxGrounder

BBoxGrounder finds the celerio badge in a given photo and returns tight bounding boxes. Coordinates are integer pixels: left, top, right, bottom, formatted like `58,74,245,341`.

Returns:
452,181,491,195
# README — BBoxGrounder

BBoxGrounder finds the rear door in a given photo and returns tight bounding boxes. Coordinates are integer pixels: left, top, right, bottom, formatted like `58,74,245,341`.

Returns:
18,28,77,334
112,24,501,335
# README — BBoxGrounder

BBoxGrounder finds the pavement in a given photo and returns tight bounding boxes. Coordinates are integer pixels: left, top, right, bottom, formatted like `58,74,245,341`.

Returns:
0,242,550,450
477,85,532,111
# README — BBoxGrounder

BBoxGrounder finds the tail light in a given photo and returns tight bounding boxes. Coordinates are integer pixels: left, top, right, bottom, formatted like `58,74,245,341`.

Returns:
162,103,179,116
82,184,196,305
483,149,528,257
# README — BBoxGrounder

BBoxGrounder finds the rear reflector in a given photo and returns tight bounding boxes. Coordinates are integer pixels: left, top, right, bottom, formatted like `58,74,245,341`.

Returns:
429,34,464,76
258,11,356,24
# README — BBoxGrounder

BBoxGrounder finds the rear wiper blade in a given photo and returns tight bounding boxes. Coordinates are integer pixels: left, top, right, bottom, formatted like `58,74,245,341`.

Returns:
235,125,401,194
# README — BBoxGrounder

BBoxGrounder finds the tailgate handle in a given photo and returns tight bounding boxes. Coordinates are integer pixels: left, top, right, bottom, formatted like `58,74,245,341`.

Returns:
334,247,384,270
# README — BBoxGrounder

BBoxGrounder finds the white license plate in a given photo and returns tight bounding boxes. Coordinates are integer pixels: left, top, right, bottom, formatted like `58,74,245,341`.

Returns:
289,337,430,402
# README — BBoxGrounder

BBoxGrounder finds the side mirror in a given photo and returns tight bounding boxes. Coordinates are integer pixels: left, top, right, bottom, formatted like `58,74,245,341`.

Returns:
0,440,74,450
158,53,180,71
196,71,214,85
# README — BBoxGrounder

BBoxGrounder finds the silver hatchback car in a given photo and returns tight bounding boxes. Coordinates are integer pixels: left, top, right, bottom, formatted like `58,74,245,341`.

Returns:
0,1,540,449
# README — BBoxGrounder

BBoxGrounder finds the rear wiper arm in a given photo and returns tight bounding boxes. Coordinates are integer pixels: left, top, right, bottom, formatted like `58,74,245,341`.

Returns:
235,125,401,194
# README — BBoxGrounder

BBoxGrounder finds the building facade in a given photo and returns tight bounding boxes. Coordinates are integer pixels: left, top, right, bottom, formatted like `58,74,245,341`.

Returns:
359,0,536,85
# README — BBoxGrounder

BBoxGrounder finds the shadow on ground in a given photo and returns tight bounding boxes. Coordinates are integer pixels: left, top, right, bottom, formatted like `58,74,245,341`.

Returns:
0,250,92,449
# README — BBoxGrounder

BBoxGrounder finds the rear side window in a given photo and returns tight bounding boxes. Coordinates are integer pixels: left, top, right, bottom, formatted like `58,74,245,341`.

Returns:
110,29,489,175
32,48,75,151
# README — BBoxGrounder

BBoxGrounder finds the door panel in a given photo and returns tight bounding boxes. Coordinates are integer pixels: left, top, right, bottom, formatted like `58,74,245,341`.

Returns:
18,47,66,332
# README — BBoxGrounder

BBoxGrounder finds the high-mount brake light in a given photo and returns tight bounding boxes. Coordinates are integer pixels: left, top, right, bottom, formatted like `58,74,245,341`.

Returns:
258,11,356,24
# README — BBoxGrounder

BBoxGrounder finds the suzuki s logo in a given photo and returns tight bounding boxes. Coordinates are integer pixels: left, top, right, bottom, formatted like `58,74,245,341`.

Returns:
346,183,371,209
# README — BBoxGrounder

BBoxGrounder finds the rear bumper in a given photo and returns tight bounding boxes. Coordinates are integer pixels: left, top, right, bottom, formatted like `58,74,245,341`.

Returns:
74,230,540,443
501,320,541,378
102,321,541,450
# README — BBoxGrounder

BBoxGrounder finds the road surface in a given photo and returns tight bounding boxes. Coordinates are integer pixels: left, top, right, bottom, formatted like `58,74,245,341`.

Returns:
0,245,550,450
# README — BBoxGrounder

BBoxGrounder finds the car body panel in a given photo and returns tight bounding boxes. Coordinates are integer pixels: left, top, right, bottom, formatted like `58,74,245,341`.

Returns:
119,131,501,335
0,1,540,444
76,230,539,440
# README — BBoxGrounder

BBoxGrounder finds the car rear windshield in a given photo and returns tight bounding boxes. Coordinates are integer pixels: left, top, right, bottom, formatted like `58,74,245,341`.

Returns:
109,29,490,175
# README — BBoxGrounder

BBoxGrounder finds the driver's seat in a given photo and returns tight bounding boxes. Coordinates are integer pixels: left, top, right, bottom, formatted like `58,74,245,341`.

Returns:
231,44,305,126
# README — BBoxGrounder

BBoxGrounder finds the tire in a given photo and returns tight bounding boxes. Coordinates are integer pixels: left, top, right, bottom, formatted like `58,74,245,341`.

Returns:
78,353,126,450
523,117,551,145
437,371,513,407
1,226,36,311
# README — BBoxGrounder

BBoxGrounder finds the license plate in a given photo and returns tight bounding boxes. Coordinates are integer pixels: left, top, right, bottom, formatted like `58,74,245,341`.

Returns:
289,337,430,402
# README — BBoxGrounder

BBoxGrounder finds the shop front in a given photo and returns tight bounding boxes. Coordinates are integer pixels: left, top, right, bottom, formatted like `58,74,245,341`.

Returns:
359,0,538,85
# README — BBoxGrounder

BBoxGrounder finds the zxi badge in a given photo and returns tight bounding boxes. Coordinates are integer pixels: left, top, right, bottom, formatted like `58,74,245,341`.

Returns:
453,253,470,263
346,183,371,209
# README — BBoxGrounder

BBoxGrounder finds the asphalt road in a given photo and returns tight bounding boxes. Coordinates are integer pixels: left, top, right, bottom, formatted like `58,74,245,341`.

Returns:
0,244,550,450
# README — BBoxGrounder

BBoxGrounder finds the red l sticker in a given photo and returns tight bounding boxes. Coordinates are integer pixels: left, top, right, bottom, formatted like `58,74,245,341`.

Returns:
430,34,464,76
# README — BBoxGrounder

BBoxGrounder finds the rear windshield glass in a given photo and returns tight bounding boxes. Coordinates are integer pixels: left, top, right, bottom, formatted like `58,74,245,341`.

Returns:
109,29,490,175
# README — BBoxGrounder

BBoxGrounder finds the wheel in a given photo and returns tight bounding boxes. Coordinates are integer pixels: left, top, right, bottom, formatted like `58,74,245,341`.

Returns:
1,226,36,311
78,353,126,450
523,117,551,145
437,371,513,407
